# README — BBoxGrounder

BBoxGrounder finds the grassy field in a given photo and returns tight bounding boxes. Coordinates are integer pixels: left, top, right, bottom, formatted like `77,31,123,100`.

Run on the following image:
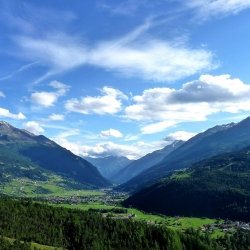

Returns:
5,237,62,250
0,178,104,197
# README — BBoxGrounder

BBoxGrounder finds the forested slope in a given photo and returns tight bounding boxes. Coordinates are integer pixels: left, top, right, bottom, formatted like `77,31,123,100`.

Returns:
119,117,250,193
0,197,226,250
123,145,250,221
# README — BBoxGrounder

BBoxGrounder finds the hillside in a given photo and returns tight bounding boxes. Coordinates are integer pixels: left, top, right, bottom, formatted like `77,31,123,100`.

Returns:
0,196,231,250
83,156,133,179
118,117,250,193
111,140,184,184
0,121,111,190
122,145,250,221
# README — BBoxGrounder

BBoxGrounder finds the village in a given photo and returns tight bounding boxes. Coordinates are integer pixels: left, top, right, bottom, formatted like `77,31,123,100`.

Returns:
199,220,250,234
1,179,250,235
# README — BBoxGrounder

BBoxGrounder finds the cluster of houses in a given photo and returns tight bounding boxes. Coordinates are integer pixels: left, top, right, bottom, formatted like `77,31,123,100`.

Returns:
200,220,250,234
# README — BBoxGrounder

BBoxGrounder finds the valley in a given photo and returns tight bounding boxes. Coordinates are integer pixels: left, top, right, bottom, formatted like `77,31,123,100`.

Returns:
2,118,250,249
0,184,245,241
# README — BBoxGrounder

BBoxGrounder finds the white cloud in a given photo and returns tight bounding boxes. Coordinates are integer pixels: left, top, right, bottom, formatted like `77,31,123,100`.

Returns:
49,80,70,95
15,21,217,83
22,121,44,134
125,74,250,134
90,39,216,82
52,138,143,159
99,129,123,138
17,35,88,72
52,135,173,160
31,80,70,107
0,108,26,120
124,134,141,141
163,131,197,141
186,0,250,20
48,113,65,121
65,86,128,115
140,121,178,134
31,92,58,107
0,92,5,98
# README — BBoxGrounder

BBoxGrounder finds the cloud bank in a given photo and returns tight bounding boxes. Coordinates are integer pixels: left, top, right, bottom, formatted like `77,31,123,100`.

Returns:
125,74,250,133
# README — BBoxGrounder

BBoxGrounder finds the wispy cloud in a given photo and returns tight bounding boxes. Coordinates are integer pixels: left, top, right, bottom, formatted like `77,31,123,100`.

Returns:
54,129,80,139
124,74,250,133
0,92,5,98
48,113,65,121
13,20,217,83
124,134,141,141
0,61,39,81
1,0,76,33
97,0,148,16
185,0,250,20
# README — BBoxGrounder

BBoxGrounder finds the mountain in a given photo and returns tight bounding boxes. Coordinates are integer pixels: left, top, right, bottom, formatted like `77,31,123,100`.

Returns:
122,145,250,221
111,140,185,184
0,121,111,189
118,117,250,193
83,156,133,179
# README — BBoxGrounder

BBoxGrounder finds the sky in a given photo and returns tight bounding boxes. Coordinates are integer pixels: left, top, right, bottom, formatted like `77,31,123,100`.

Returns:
1,0,250,160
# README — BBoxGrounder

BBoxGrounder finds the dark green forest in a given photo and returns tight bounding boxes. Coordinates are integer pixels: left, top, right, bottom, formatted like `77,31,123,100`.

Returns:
123,145,250,221
2,196,250,250
1,197,250,249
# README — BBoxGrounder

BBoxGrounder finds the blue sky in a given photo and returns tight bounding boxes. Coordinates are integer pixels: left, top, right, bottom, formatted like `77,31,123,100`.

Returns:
1,0,250,159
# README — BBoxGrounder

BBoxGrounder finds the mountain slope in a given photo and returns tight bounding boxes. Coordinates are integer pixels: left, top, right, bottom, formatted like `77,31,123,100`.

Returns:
122,145,250,221
111,140,185,184
83,156,133,179
118,117,250,193
0,121,111,189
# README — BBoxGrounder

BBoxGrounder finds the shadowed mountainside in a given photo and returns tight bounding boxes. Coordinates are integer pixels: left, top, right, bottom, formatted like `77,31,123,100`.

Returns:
118,117,250,193
111,140,185,184
0,121,111,189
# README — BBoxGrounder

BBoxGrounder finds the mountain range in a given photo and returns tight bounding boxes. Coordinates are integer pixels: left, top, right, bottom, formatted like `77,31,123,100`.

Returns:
0,121,111,189
110,140,185,184
118,117,250,193
122,144,250,221
83,156,133,180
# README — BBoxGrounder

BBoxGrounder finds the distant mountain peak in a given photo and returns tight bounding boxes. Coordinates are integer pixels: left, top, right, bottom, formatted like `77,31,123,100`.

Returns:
0,120,13,128
0,120,10,124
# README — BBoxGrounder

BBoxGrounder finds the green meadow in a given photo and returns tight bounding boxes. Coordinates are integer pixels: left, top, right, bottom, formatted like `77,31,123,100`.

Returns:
5,237,63,250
